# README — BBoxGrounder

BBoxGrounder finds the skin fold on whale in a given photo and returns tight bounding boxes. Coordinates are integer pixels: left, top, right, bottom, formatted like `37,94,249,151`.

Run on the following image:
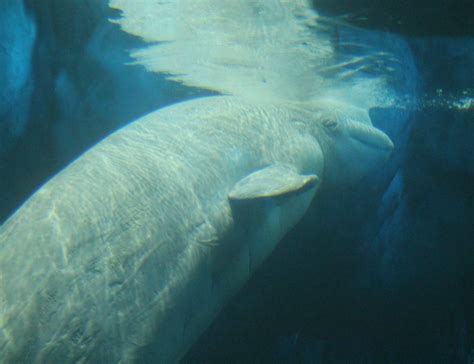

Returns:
0,0,398,362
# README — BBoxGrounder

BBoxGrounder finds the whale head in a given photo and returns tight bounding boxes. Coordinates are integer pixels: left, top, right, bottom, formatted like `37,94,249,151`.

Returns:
312,99,394,185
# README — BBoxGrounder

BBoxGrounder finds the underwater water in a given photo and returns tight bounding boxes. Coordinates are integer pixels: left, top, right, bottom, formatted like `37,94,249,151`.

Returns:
0,1,472,363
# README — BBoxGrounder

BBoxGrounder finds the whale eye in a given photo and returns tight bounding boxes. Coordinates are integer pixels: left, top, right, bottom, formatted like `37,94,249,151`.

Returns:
323,118,338,132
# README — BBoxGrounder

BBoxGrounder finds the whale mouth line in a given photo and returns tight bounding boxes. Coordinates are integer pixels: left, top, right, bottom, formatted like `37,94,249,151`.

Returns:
347,122,394,152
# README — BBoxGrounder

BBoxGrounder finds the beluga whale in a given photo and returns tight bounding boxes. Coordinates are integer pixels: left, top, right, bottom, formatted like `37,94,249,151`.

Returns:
0,0,396,362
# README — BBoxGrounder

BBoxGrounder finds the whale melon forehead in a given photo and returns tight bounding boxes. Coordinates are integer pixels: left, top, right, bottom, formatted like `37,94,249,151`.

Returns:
312,98,372,125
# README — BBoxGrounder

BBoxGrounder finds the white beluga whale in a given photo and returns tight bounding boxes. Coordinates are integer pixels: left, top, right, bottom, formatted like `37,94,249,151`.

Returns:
0,0,397,362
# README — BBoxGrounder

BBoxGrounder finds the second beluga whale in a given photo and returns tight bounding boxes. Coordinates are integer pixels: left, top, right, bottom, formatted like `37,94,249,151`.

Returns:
0,0,397,362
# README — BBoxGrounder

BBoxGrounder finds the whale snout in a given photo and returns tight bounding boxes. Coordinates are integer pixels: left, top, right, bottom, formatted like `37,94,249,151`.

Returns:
346,121,394,152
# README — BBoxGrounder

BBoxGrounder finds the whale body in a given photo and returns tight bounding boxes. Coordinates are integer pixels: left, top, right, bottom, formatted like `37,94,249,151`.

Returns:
0,0,401,361
0,95,392,363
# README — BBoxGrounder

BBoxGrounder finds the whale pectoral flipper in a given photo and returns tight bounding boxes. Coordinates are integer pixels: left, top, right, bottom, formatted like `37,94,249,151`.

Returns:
228,164,319,201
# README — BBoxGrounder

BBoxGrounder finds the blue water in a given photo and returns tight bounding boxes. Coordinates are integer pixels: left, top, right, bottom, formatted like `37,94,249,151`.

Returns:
0,1,473,363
